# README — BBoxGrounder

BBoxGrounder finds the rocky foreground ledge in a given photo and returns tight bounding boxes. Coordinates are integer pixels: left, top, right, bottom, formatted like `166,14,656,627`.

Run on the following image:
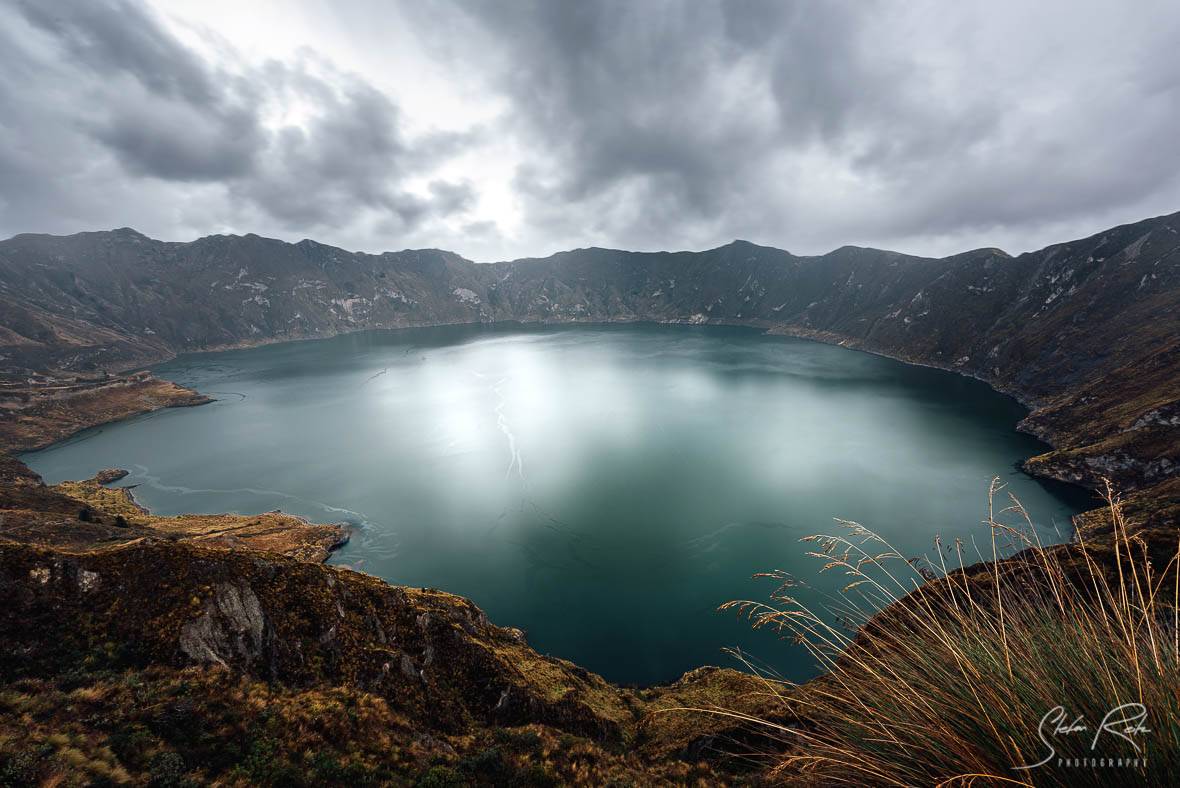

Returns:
0,456,788,785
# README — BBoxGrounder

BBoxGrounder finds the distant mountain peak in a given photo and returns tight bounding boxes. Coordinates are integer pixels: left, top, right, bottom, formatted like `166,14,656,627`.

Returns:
715,238,785,255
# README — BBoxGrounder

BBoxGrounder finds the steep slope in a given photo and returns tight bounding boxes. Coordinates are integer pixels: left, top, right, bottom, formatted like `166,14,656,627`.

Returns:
0,229,485,374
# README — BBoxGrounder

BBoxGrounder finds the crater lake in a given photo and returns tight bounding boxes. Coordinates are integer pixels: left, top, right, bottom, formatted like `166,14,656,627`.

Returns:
21,324,1091,685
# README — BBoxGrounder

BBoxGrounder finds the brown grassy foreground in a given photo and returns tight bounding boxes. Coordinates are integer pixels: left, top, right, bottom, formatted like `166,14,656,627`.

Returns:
720,480,1180,785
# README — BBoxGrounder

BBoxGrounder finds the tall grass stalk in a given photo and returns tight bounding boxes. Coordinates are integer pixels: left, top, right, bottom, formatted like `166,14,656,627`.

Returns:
720,479,1180,785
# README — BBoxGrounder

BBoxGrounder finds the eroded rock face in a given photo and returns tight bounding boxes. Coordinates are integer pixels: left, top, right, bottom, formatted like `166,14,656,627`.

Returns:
93,468,129,484
179,581,269,671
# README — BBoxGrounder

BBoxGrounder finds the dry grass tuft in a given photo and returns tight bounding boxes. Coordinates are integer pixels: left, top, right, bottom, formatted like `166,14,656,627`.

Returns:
719,479,1180,785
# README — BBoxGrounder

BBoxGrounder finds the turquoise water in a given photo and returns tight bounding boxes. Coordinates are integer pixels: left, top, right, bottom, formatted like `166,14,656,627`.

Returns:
22,324,1090,685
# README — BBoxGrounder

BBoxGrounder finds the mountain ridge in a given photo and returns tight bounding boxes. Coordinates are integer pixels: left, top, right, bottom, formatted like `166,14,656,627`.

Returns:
1,210,1177,495
9,206,1175,263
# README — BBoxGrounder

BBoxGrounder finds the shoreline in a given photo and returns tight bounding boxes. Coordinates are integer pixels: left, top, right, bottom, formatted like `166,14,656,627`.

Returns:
17,316,1099,498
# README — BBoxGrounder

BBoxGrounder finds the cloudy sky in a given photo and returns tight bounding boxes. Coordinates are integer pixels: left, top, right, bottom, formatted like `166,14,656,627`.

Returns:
2,0,1179,261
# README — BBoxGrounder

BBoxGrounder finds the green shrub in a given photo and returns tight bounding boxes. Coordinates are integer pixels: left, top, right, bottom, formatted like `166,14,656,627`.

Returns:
229,738,302,786
147,751,194,788
310,752,379,784
0,749,42,787
415,764,468,788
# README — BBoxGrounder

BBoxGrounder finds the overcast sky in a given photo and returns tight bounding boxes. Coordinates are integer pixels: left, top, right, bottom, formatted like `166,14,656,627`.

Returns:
2,0,1179,261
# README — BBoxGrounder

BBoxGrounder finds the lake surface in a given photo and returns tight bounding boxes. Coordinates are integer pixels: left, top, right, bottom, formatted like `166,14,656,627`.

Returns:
22,324,1090,685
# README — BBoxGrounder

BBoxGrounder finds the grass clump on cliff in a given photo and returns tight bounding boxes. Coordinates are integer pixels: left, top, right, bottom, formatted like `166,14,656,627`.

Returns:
724,480,1180,785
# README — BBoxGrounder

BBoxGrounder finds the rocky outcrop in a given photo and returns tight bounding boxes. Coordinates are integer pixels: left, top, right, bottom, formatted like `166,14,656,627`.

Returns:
0,536,784,742
93,467,129,484
177,581,270,670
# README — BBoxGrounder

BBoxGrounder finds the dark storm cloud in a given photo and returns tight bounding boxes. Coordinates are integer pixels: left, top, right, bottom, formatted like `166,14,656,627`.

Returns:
15,0,261,181
229,61,446,227
445,1,785,223
16,0,215,103
430,0,1180,253
0,0,474,238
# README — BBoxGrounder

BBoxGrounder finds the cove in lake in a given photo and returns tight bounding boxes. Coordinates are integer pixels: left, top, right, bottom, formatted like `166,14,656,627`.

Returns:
22,324,1091,685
